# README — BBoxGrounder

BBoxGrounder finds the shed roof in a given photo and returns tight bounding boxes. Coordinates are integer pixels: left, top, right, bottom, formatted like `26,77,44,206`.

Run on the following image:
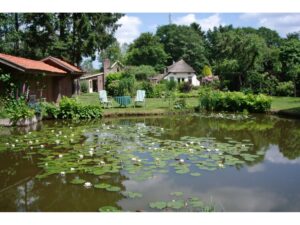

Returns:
42,56,83,73
0,53,67,74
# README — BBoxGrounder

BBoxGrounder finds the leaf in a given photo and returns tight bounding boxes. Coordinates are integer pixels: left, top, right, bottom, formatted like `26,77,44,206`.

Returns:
70,178,86,184
167,200,185,209
98,206,120,212
149,201,167,210
123,191,143,199
94,183,111,189
170,192,183,197
106,185,121,192
190,172,201,177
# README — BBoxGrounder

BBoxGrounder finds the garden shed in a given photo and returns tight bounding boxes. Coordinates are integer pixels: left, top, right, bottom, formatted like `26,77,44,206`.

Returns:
0,53,84,102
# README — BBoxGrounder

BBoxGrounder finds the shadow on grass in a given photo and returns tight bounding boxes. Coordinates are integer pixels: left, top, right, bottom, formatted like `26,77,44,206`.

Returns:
277,107,300,119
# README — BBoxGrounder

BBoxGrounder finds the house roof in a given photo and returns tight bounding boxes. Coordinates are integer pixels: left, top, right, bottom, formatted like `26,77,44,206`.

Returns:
0,53,67,74
42,56,83,73
80,72,104,80
149,73,165,81
167,59,195,73
110,60,124,69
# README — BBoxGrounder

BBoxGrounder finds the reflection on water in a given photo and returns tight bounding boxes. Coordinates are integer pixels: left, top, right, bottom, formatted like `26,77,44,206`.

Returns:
0,114,300,212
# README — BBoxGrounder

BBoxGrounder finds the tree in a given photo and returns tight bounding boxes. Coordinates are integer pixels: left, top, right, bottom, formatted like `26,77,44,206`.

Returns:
280,38,300,96
125,32,168,71
81,58,97,73
156,24,208,73
202,65,213,77
100,40,123,63
124,65,157,80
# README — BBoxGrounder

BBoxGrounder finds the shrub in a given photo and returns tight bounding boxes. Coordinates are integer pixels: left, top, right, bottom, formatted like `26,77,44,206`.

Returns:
58,97,102,120
107,80,121,96
124,65,157,81
138,81,154,98
105,72,122,88
153,83,167,98
202,65,213,76
80,80,89,93
40,102,60,119
174,98,187,110
4,97,35,122
178,82,192,93
198,89,271,113
275,81,294,96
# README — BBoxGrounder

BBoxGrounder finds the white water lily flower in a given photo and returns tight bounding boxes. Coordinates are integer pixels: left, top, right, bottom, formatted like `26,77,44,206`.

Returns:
51,130,54,133
15,139,19,143
11,144,15,148
28,140,33,145
70,139,74,142
218,163,224,168
40,145,44,148
59,131,62,135
70,168,75,171
100,161,105,165
106,151,110,154
24,135,27,138
88,150,94,156
90,147,94,151
55,134,59,137
219,152,223,155
155,158,160,161
69,126,73,129
137,159,142,163
84,182,92,188
79,154,84,159
28,132,32,135
96,129,100,132
207,149,211,152
131,157,137,161
6,143,9,146
190,141,194,144
71,133,74,137
55,140,60,145
30,146,33,150
63,135,67,138
215,148,219,152
179,159,185,164
45,163,48,166
60,171,66,176
35,140,39,143
185,144,189,147
58,154,63,158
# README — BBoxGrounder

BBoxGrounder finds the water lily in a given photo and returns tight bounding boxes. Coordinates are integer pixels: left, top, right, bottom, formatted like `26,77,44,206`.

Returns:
58,154,63,158
71,133,74,137
30,146,33,150
28,140,33,145
79,154,84,159
15,139,19,143
59,131,62,135
70,138,74,142
215,148,219,152
55,140,60,145
96,129,100,132
218,163,224,168
45,163,48,166
106,151,110,154
60,171,66,176
5,143,9,146
63,135,67,138
99,160,105,165
51,130,54,133
40,145,44,148
132,157,137,161
35,140,39,143
90,147,94,151
185,144,189,147
28,132,32,135
207,149,211,152
84,182,92,188
88,150,94,156
70,167,75,171
11,144,15,148
179,159,185,164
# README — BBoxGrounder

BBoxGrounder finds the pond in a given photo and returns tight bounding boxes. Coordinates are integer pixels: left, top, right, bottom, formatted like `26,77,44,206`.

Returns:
0,113,300,212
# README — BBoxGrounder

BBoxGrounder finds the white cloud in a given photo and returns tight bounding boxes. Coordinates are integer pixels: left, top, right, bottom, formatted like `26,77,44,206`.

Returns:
240,13,300,36
265,145,300,164
174,13,223,31
115,15,142,44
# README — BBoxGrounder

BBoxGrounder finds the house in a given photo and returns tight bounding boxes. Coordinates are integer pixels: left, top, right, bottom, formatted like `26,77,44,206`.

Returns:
0,53,84,102
80,58,124,93
149,59,200,86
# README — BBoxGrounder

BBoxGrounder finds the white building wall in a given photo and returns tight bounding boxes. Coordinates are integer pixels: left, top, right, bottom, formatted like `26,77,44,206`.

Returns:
164,72,200,86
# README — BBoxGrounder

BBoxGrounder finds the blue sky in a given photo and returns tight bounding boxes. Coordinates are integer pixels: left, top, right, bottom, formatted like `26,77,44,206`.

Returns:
115,13,300,44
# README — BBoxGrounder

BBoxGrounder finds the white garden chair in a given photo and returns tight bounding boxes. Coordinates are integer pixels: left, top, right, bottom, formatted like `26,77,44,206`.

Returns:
98,90,112,108
134,90,146,107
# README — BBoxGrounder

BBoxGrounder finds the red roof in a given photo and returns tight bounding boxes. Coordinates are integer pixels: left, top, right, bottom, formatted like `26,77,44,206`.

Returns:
0,53,66,74
42,56,82,73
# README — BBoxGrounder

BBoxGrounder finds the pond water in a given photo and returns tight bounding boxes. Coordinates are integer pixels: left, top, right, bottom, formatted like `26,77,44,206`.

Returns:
0,113,300,212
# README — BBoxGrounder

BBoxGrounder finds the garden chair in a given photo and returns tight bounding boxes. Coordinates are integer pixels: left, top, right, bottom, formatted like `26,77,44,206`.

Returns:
134,90,146,108
98,90,112,108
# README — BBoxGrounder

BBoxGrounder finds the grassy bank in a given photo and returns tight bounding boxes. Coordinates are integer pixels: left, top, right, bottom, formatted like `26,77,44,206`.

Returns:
77,93,300,118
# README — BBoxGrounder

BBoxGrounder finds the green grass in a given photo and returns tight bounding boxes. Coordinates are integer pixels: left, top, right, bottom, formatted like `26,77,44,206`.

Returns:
76,93,300,117
76,93,199,116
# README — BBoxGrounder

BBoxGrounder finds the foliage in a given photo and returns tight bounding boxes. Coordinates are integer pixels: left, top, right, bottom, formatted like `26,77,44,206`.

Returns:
80,80,89,93
137,81,155,98
125,65,157,81
202,65,213,76
174,98,187,110
4,97,35,122
178,82,192,93
40,102,60,119
0,13,123,65
275,81,294,97
100,40,123,63
156,24,208,73
198,89,272,113
125,32,168,71
58,96,102,120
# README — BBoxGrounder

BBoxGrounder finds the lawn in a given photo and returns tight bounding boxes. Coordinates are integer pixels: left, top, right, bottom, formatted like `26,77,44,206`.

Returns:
77,93,300,117
76,93,199,116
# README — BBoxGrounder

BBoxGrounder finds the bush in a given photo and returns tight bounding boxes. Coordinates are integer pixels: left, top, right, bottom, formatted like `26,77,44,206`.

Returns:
137,81,155,98
124,65,157,81
153,83,167,98
178,82,192,93
58,97,102,120
198,89,271,113
174,98,187,109
80,80,89,93
4,97,35,122
202,65,213,76
106,80,121,96
275,81,294,96
40,102,60,119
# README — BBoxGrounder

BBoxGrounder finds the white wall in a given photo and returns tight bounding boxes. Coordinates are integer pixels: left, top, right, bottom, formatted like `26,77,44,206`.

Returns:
164,72,200,86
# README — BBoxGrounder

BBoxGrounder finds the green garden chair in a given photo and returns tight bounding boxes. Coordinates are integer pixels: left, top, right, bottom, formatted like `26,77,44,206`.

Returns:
99,90,112,108
134,90,146,107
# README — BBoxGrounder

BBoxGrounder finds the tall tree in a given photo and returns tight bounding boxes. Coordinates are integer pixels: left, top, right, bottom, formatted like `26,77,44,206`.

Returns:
156,24,208,73
125,32,168,71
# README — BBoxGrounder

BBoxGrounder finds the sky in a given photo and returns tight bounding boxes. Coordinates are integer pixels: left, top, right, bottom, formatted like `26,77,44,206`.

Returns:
115,13,300,44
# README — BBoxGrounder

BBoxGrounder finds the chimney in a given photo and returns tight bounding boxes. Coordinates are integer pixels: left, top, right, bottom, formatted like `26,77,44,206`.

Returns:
103,58,111,76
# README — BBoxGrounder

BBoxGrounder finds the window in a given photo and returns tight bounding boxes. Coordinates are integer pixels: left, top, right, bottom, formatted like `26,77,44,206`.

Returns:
188,76,192,84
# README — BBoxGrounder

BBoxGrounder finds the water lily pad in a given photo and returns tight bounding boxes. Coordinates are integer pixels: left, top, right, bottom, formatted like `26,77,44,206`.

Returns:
167,200,185,209
190,172,201,177
170,192,183,197
123,191,143,199
94,183,111,189
106,185,121,192
149,201,167,210
98,206,120,212
70,178,86,184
